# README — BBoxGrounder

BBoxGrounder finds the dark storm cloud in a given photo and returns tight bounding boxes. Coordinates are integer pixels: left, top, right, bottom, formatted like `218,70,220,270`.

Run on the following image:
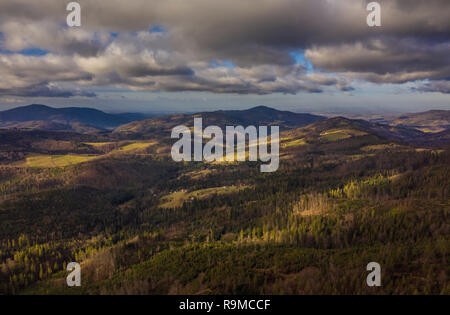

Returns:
0,83,97,98
0,0,448,96
306,36,450,83
121,65,194,78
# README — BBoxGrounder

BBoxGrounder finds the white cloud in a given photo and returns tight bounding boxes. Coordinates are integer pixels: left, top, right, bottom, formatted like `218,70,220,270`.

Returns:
0,0,448,97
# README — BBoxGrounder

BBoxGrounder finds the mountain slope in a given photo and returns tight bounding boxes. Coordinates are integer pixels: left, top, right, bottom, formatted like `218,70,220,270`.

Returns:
0,104,148,131
372,110,450,133
114,106,325,136
408,129,450,149
1,107,449,295
285,116,426,143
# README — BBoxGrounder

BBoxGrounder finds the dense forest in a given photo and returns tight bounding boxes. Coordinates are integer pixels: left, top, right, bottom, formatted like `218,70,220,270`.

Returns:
0,110,448,295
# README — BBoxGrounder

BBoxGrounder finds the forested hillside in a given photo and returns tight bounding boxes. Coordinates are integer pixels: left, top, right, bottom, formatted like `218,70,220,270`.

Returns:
0,107,448,295
0,104,148,132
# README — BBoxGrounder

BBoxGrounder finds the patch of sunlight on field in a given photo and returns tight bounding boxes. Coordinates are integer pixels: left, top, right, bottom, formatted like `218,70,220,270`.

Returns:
84,142,115,147
361,144,401,151
346,154,375,161
159,191,188,209
206,136,278,164
117,142,156,152
416,127,446,133
200,136,269,149
24,154,98,168
320,129,367,141
389,174,402,181
159,185,246,209
184,168,215,179
282,138,307,148
414,148,445,154
210,151,251,164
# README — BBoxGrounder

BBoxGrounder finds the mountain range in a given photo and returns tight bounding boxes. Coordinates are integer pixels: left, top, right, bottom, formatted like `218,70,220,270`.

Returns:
114,105,326,136
0,104,448,295
0,104,148,132
371,110,450,133
2,104,449,135
1,104,449,149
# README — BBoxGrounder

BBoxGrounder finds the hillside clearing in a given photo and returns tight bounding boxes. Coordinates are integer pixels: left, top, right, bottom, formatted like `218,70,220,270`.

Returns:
159,186,247,209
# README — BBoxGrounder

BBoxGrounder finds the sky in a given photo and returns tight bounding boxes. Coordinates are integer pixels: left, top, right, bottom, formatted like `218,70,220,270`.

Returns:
0,0,449,115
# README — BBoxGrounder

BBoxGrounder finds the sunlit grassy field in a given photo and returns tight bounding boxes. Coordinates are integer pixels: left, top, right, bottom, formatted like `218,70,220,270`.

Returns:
320,129,367,141
117,142,156,152
16,142,157,168
282,138,307,148
84,142,115,147
23,154,98,168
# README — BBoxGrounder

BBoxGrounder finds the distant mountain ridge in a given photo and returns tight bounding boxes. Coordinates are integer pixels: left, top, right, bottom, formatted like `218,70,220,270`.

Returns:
0,104,148,132
2,105,449,148
114,106,326,136
113,106,449,148
371,110,450,133
292,116,450,148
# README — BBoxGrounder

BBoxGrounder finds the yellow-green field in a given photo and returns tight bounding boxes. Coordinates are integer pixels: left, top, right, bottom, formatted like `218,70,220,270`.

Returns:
346,154,375,161
117,142,156,152
159,186,246,208
361,144,402,152
416,127,446,133
23,154,98,168
84,142,115,147
184,168,215,179
282,138,307,148
210,153,248,164
17,141,157,168
85,141,155,152
320,129,367,141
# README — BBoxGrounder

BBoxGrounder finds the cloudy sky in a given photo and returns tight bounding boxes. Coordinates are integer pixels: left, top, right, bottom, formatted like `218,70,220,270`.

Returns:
0,0,449,114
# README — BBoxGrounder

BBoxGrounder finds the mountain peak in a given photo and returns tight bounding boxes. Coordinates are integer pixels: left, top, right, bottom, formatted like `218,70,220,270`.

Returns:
0,104,147,131
247,106,277,112
25,104,54,109
17,104,58,112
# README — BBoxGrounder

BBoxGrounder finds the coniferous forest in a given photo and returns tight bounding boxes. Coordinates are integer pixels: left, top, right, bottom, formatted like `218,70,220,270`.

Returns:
0,107,448,295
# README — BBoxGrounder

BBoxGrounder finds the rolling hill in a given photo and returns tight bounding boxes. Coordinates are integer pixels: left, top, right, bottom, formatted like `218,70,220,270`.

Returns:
313,117,425,141
114,106,325,137
114,107,438,147
0,105,449,295
371,110,450,133
0,104,148,132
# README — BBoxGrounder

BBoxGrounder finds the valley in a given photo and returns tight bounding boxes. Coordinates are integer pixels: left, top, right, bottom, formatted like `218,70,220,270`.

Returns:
0,106,448,295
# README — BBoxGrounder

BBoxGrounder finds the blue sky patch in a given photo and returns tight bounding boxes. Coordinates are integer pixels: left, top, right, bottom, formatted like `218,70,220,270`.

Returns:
210,60,236,69
149,26,165,33
290,50,314,73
